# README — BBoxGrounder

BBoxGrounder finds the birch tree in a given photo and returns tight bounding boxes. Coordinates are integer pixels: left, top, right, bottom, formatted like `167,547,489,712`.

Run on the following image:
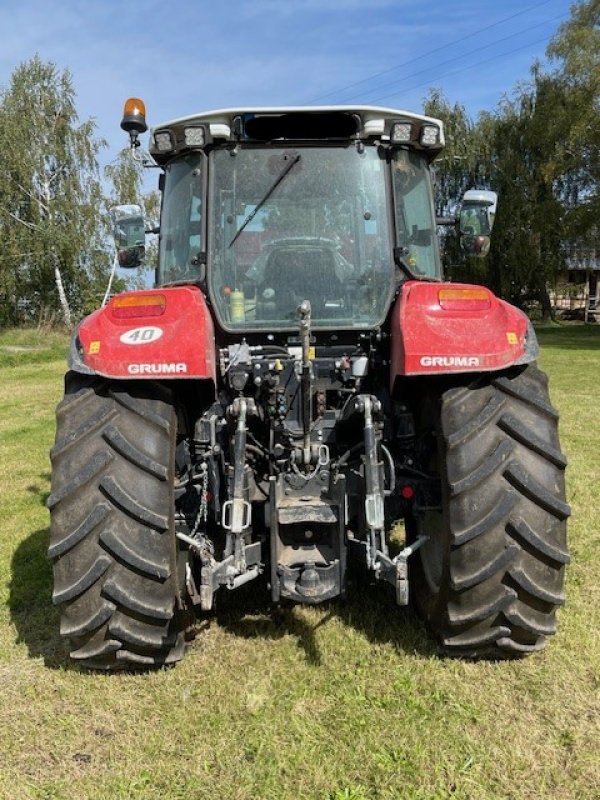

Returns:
0,56,106,326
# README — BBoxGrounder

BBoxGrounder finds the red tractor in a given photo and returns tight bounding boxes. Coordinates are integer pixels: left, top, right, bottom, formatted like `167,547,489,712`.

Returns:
48,100,570,670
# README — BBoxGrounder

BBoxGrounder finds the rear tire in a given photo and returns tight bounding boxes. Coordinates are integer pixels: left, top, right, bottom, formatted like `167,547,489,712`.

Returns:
413,363,570,658
48,374,185,670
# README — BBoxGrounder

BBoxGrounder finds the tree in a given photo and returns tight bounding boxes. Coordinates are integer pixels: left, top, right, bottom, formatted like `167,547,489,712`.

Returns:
423,0,599,318
0,56,107,326
482,70,568,317
547,0,600,303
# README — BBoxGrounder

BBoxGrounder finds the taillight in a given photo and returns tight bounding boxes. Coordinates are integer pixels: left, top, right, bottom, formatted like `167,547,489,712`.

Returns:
111,294,166,319
438,288,491,311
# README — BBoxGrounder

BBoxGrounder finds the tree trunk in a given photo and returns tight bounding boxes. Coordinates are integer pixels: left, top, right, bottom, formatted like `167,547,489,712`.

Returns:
589,272,598,308
540,286,554,322
54,261,72,329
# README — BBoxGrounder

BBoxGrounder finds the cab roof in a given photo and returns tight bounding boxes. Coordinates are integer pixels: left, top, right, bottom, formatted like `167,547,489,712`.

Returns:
147,105,445,163
152,105,444,137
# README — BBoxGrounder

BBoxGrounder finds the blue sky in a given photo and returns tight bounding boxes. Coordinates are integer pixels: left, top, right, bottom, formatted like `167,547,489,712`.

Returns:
0,0,574,163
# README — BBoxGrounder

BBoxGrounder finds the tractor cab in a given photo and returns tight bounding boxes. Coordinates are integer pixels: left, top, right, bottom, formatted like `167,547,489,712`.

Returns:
122,105,446,330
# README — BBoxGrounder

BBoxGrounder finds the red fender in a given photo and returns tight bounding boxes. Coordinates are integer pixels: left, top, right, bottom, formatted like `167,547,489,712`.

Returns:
71,286,216,381
390,281,537,384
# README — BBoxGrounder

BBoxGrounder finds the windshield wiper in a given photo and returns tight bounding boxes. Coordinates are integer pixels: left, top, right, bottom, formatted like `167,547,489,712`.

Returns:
228,154,301,248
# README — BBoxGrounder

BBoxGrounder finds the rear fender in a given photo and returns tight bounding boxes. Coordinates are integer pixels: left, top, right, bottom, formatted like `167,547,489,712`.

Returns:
70,286,216,381
390,281,538,386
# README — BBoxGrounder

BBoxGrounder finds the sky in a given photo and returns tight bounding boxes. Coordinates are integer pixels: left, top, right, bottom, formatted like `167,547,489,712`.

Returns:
0,0,575,166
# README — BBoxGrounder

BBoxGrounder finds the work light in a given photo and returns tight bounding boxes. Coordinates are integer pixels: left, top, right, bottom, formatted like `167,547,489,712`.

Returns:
420,125,440,146
391,122,413,143
153,130,174,152
184,126,206,147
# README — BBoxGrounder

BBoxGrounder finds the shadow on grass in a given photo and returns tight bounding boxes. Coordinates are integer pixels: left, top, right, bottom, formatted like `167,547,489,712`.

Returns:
25,472,51,508
214,574,435,666
216,598,326,665
9,527,434,671
8,527,67,669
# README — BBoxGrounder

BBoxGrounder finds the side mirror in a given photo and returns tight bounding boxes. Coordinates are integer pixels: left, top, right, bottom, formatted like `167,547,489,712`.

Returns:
110,204,146,268
459,190,497,258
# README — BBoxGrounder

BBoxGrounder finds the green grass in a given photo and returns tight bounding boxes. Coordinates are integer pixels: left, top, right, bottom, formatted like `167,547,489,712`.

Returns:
1,323,599,800
0,326,70,368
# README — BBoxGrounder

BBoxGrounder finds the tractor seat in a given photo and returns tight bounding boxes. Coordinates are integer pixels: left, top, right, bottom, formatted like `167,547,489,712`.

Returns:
259,248,343,318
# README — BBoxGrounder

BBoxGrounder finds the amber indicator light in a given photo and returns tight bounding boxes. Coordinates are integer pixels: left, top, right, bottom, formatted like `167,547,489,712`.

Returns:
438,288,491,311
111,294,166,318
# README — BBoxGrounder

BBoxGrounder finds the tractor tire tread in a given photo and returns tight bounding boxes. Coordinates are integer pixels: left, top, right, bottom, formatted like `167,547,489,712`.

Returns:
99,529,171,579
453,491,518,546
59,600,116,638
51,407,118,459
449,438,514,495
102,424,169,480
102,577,174,620
48,503,110,559
414,363,569,659
504,461,571,519
507,517,570,565
449,544,519,591
445,394,504,448
48,374,184,670
492,369,558,419
52,554,112,604
100,475,169,531
497,412,567,467
47,451,113,509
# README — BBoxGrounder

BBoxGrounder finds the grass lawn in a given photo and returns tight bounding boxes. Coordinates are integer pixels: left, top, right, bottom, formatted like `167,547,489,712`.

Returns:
0,324,598,800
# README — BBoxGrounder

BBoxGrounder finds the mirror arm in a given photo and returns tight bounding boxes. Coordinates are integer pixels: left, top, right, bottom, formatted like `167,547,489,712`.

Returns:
436,216,456,226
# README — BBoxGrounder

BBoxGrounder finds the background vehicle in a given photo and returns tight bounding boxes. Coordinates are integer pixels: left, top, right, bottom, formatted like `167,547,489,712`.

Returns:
48,101,570,670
